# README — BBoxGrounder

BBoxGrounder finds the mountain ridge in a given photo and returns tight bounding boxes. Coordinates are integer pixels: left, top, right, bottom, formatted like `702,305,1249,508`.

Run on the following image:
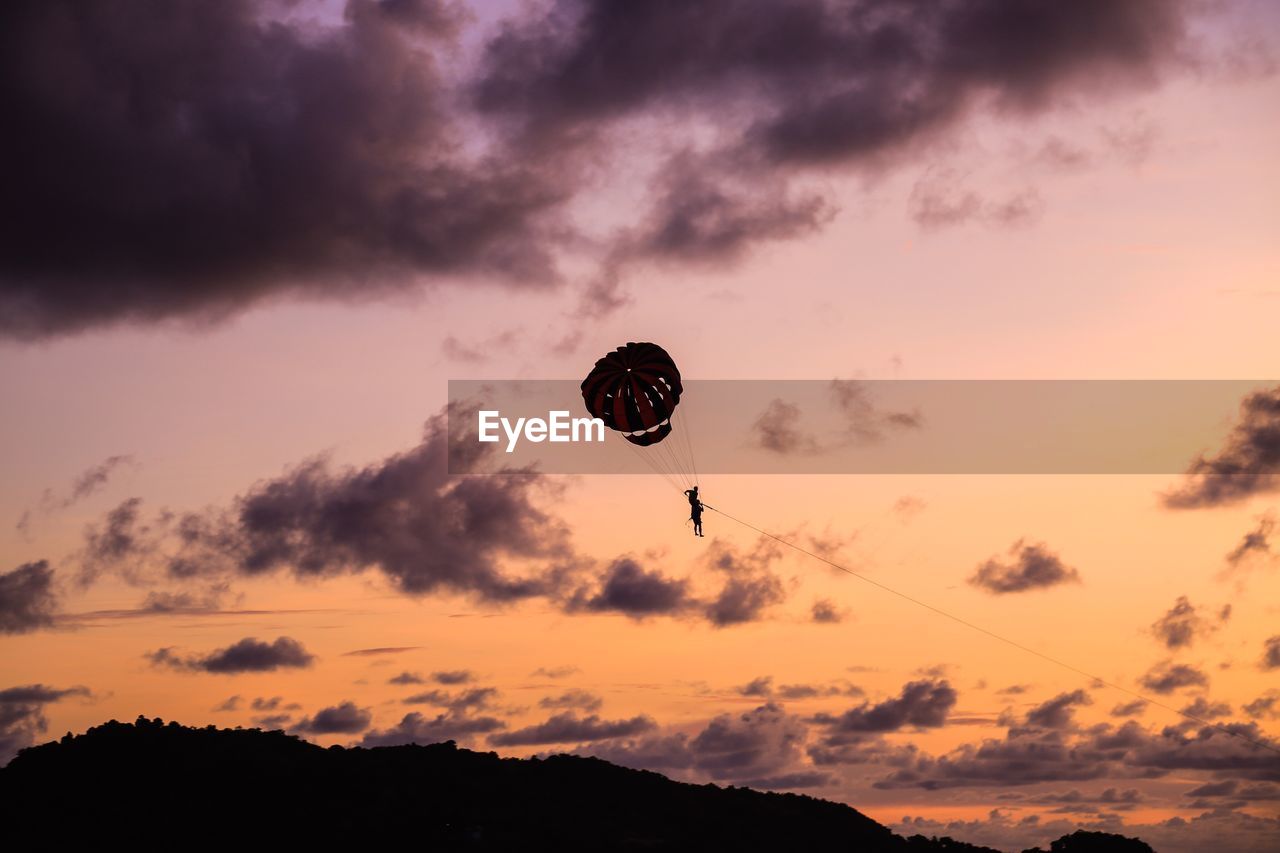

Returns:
0,717,1154,851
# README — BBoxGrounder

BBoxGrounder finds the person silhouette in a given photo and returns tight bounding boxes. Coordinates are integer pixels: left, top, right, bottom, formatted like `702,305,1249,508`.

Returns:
684,486,704,537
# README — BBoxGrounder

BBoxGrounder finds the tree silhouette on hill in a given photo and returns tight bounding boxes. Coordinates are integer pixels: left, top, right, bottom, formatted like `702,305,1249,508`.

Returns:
0,717,1155,851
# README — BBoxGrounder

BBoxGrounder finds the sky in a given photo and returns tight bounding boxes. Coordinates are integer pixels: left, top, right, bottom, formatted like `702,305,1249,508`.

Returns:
1,1,1278,850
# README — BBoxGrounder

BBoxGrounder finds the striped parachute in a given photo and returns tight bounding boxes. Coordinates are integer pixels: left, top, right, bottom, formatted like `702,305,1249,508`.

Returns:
581,341,698,492
580,342,683,447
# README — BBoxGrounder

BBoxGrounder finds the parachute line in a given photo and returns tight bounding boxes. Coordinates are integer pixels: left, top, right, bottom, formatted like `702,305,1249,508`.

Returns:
620,436,685,494
704,503,1280,757
672,405,699,488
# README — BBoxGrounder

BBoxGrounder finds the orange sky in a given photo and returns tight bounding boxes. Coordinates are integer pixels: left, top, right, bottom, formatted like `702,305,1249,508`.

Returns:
1,3,1278,851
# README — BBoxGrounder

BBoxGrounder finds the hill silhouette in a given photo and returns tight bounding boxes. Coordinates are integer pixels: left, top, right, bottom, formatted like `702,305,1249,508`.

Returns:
0,717,1153,851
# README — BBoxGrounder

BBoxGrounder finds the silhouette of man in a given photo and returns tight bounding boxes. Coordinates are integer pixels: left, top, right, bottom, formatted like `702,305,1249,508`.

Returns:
684,486,704,537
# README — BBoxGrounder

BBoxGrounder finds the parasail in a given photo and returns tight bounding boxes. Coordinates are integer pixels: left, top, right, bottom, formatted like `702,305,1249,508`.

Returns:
581,341,698,491
580,341,683,446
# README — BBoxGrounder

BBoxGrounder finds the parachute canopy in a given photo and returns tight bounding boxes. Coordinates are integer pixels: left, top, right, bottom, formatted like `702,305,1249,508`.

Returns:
580,342,683,446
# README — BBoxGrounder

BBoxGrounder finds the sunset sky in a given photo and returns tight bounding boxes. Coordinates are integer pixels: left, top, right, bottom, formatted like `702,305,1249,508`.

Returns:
1,2,1278,850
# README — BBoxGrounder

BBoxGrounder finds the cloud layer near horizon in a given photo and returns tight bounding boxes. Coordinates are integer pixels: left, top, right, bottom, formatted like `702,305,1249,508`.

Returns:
53,401,802,629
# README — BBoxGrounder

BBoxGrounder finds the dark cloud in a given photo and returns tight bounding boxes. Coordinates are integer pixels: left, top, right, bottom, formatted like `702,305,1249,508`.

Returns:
575,731,696,773
1111,700,1148,718
214,406,577,600
531,666,579,680
1262,636,1280,671
388,672,425,685
1124,721,1280,782
0,0,565,340
611,155,834,270
67,456,136,504
810,598,845,624
752,400,819,455
811,679,957,740
568,557,691,618
968,540,1081,594
875,716,1280,792
782,683,856,701
1185,779,1280,802
294,701,373,735
342,647,420,657
1223,513,1276,571
702,538,788,627
562,682,1280,836
250,697,301,712
77,497,152,585
214,696,241,712
751,381,922,456
734,770,833,790
368,681,506,746
0,560,58,634
828,380,923,442
146,636,315,674
489,712,656,747
473,0,1196,308
704,572,785,626
1242,692,1279,720
137,585,236,614
1150,596,1227,650
0,685,90,705
432,670,474,685
1028,787,1144,814
1023,690,1092,730
0,0,1216,338
733,676,854,701
403,687,498,714
477,0,1190,163
874,732,1100,790
570,273,631,323
538,690,603,713
77,404,582,606
359,710,507,747
0,684,91,765
17,456,137,537
913,663,953,679
1138,661,1209,695
565,535,792,628
908,169,1043,230
581,703,814,788
738,677,775,698
56,603,316,623
1163,387,1280,508
1185,779,1239,798
1180,697,1232,721
684,703,811,784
